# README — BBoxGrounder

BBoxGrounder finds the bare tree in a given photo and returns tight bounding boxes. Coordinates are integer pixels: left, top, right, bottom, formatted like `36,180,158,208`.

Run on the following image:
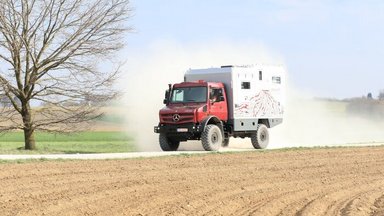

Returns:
0,0,132,149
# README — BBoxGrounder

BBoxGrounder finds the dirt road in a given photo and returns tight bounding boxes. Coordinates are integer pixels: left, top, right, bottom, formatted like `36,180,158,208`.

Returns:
1,146,384,216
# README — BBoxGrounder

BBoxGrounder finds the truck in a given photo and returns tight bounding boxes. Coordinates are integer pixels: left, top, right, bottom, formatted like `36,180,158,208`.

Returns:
154,64,285,151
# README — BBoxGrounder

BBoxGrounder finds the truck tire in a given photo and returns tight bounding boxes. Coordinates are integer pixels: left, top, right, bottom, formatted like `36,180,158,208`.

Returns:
201,124,223,151
159,133,180,151
251,124,269,149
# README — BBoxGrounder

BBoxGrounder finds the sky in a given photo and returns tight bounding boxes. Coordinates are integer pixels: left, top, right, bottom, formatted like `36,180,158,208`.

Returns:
123,0,384,99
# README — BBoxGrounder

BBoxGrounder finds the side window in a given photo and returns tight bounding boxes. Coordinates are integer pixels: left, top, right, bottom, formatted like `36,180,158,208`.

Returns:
272,76,281,84
241,81,251,89
210,88,223,102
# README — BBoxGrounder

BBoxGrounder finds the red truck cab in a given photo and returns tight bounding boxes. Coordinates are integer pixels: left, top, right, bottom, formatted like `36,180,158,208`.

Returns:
154,80,228,151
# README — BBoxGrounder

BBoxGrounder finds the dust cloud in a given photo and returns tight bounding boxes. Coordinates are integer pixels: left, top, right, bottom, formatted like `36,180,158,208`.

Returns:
121,40,384,151
269,85,384,149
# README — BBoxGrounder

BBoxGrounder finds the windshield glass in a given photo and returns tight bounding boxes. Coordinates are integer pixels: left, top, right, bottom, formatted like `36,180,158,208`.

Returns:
170,87,207,103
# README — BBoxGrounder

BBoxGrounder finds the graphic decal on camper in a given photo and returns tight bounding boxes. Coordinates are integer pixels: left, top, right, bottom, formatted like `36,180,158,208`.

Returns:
234,90,283,117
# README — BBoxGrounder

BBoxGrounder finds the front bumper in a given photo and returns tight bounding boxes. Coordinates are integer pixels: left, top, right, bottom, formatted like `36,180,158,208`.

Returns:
154,123,202,134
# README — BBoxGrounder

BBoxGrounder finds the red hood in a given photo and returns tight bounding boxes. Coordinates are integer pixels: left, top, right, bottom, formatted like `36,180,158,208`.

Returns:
159,103,206,124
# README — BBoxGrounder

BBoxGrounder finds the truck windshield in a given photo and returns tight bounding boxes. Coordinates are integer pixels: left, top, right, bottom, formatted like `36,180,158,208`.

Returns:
171,87,207,103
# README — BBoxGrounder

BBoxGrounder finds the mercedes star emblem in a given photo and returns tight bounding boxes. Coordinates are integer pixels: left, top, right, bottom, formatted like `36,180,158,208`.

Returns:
172,114,180,122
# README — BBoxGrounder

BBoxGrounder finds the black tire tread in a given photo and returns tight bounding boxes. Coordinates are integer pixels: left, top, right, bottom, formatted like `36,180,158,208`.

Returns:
201,124,222,151
159,133,179,151
251,124,269,149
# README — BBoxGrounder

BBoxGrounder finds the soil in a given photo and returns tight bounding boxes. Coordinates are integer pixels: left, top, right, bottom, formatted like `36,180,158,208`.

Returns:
1,146,384,216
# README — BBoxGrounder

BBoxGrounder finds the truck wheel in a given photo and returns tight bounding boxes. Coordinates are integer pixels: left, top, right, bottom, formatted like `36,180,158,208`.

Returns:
251,124,269,149
159,133,180,151
201,124,223,151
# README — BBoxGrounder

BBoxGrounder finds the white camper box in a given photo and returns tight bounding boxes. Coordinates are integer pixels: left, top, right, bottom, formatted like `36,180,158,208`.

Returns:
185,65,285,131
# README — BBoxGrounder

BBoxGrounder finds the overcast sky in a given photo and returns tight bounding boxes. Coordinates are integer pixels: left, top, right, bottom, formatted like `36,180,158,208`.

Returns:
125,0,384,99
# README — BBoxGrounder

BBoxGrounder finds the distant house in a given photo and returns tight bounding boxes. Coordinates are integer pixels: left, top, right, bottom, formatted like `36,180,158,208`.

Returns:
379,90,384,100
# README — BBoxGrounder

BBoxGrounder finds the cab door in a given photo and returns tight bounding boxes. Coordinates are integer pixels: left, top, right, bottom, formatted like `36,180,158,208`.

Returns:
209,88,228,121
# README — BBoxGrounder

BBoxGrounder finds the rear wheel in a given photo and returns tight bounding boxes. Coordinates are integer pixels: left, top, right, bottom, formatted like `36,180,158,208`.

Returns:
159,133,180,151
251,124,269,149
201,124,223,151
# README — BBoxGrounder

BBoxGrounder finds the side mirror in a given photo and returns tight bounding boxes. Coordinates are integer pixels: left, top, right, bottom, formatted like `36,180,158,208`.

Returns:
164,89,169,98
163,89,170,104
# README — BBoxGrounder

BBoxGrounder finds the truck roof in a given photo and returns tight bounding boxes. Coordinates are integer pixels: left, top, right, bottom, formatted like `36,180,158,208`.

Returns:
173,80,224,88
185,64,285,76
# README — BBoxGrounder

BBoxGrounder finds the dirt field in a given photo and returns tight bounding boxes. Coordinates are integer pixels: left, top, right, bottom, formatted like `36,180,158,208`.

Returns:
1,146,384,216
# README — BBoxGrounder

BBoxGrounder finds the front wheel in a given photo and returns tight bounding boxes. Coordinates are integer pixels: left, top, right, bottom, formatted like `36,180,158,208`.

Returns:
201,124,223,151
251,124,269,149
159,133,180,151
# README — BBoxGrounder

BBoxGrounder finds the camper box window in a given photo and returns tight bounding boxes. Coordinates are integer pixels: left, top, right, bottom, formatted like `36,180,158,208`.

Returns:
241,81,251,89
272,76,281,84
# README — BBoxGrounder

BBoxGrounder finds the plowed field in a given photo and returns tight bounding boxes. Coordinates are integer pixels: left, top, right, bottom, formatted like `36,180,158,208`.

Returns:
1,146,384,215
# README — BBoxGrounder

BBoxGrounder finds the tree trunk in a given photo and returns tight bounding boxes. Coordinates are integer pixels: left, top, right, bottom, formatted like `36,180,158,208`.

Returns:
22,102,36,150
24,126,36,150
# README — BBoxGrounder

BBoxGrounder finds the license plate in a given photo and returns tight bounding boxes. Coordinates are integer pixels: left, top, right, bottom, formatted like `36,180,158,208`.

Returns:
177,128,188,132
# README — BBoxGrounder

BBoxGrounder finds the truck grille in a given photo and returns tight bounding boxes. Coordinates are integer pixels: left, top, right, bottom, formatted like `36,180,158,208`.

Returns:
161,113,194,124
